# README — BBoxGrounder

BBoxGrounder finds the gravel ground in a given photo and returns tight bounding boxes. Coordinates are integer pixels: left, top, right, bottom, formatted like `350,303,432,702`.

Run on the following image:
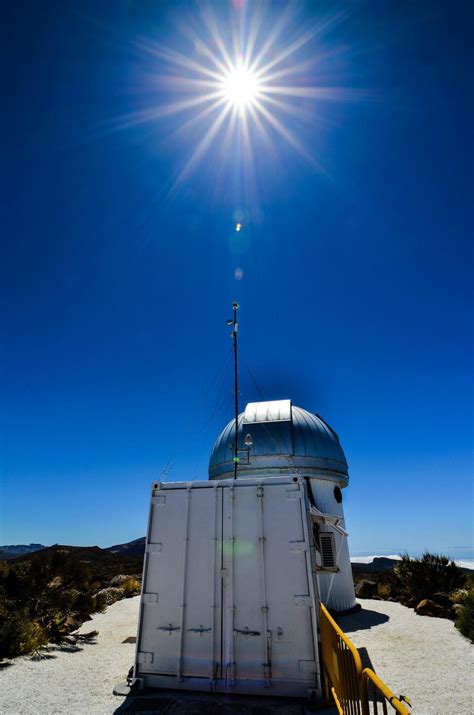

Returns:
0,596,472,714
0,596,139,715
338,598,474,715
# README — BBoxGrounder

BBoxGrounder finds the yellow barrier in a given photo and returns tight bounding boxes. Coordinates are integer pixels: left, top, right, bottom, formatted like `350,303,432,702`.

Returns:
361,668,410,715
320,604,411,715
320,603,364,714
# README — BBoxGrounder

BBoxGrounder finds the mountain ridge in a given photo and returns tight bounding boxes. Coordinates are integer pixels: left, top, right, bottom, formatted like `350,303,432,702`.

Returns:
0,544,46,560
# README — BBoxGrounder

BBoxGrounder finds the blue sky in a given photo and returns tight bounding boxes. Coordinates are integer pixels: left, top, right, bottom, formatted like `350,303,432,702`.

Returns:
2,0,472,554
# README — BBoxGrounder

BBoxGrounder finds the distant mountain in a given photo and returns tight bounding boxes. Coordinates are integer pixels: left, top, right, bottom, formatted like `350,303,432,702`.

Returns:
105,537,146,558
351,557,399,574
10,543,143,580
0,543,46,560
0,538,146,563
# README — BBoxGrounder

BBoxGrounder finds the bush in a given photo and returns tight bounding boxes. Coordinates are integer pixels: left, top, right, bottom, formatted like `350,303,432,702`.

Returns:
455,592,474,643
110,574,133,587
95,587,124,606
0,610,47,658
377,583,391,599
450,588,469,604
394,552,466,604
0,552,106,659
121,577,141,596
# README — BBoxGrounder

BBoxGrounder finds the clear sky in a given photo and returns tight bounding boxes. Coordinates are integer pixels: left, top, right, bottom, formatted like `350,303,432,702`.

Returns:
2,0,472,554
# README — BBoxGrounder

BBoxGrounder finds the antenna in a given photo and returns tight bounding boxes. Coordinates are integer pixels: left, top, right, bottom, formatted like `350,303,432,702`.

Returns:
227,301,240,479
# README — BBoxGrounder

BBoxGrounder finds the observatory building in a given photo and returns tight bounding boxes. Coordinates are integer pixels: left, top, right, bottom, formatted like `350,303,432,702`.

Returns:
131,399,356,699
209,399,356,614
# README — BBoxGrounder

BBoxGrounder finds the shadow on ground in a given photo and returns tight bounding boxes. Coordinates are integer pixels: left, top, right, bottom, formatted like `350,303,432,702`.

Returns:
113,690,337,714
335,607,389,632
356,647,375,671
29,633,99,661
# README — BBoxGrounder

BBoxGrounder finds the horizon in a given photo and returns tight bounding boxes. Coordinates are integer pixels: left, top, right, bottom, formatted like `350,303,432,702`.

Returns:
2,0,472,553
1,539,473,571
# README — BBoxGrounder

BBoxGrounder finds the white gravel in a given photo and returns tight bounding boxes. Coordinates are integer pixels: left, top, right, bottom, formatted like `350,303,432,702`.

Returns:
338,599,474,715
1,596,472,714
0,596,139,715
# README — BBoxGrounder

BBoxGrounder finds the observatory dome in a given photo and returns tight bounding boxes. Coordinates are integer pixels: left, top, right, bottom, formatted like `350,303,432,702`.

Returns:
208,399,348,484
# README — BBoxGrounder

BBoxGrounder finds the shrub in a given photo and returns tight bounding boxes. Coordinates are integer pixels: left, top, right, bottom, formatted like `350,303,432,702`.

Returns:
121,577,141,596
455,592,474,643
110,574,133,587
394,552,466,604
95,587,124,606
0,610,47,658
377,583,391,600
0,551,107,659
450,588,469,604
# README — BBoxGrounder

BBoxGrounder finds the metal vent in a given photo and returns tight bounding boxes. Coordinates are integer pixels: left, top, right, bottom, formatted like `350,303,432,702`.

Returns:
319,532,336,569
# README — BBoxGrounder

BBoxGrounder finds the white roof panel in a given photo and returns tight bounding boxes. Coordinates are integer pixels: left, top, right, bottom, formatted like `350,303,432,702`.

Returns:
243,399,292,424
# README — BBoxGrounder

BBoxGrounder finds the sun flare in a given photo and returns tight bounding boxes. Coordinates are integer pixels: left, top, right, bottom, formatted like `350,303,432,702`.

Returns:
221,66,260,109
123,5,354,192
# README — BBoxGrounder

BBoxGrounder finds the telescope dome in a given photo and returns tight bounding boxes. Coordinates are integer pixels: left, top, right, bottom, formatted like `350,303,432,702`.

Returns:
208,399,348,484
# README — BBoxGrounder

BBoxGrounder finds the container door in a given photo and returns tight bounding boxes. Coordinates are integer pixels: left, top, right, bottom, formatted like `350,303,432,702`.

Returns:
137,485,222,680
222,481,318,689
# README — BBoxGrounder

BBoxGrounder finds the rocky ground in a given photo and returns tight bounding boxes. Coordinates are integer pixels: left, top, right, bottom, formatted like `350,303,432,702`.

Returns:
0,596,473,714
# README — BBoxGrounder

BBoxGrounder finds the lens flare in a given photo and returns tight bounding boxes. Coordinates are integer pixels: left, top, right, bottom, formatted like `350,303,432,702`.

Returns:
221,66,260,108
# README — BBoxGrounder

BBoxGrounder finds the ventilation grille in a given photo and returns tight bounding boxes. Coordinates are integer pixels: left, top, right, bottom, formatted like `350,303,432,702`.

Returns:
319,532,336,569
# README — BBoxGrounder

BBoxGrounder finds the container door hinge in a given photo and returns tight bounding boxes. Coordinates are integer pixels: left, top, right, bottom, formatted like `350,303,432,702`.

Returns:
142,593,159,605
233,627,261,637
157,623,180,634
137,651,154,665
299,660,318,674
293,595,313,607
187,625,211,636
146,543,163,554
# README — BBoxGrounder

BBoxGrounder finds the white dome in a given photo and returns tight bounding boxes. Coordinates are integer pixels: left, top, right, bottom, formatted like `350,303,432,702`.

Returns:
208,399,348,484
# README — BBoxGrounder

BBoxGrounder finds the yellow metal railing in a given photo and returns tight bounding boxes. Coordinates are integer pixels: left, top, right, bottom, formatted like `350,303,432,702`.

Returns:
320,604,411,715
320,603,364,714
361,668,410,715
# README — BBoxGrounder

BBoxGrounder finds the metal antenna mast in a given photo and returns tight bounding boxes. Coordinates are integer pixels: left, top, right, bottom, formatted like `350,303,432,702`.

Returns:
227,301,240,479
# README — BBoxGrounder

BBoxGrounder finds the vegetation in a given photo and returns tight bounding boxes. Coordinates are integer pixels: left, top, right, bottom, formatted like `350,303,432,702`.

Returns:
452,575,474,643
0,547,142,660
376,582,391,600
352,552,474,639
0,552,105,658
393,552,466,604
120,577,141,596
455,592,474,643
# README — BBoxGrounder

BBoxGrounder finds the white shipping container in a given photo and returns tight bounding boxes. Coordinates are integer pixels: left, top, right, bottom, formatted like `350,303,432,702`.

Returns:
132,476,322,699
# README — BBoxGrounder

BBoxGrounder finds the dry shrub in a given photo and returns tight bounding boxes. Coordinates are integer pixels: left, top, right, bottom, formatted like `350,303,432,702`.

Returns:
0,610,47,658
95,587,124,606
121,578,141,596
456,592,474,643
110,574,139,587
394,552,465,603
0,552,106,658
450,588,469,604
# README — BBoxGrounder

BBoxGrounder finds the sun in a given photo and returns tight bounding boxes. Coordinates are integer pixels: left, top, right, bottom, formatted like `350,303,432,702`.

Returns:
125,5,354,190
221,66,260,109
